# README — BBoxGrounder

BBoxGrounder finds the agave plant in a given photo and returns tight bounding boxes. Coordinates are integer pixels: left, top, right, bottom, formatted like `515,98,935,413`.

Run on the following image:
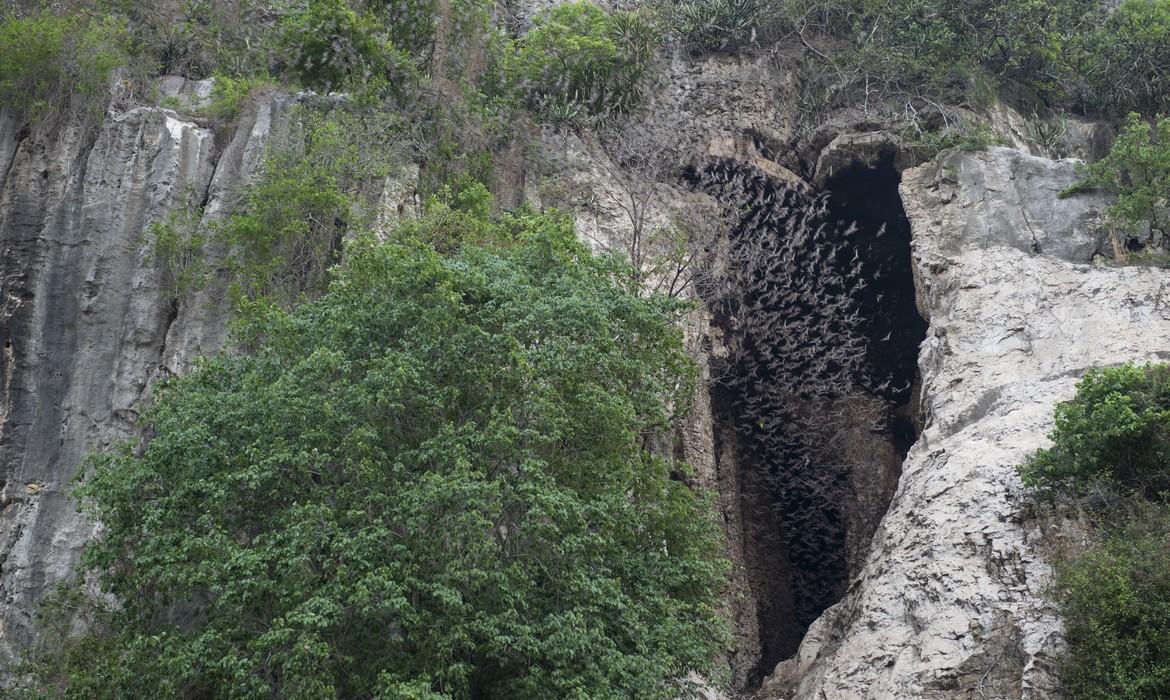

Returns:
677,0,759,51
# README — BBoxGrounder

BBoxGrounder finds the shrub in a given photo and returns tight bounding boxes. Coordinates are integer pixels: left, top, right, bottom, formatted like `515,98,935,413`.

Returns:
277,0,410,93
130,0,279,80
200,73,269,121
742,0,1170,125
149,206,207,294
509,1,659,121
371,0,439,59
184,107,402,307
909,119,1006,160
144,108,402,310
1065,113,1170,236
0,10,128,124
1075,0,1170,117
392,175,499,253
408,75,520,197
1020,362,1170,499
842,0,1097,104
1022,365,1170,699
1054,505,1170,700
1023,111,1070,158
675,0,760,52
218,152,350,305
45,206,725,698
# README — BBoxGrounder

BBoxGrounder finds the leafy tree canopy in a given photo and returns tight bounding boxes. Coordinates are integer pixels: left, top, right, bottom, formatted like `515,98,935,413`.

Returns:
44,203,726,699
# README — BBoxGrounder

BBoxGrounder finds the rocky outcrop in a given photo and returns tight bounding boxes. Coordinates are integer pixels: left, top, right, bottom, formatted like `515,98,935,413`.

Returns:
0,90,295,671
2,45,1164,700
763,147,1170,699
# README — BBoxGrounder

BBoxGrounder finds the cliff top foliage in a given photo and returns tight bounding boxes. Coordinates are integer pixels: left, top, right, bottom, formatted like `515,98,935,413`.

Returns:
674,0,1170,137
5,0,1170,123
6,0,1170,185
0,9,128,124
1066,113,1170,238
1,0,660,131
1021,362,1170,700
504,0,659,122
16,192,727,700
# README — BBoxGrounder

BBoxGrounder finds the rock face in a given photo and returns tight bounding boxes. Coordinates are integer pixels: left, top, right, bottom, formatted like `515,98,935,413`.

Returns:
763,147,1170,698
3,59,1168,700
0,92,294,671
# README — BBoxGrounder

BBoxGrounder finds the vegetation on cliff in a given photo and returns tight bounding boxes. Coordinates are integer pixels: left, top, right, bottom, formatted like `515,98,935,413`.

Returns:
506,1,658,122
6,0,1170,121
1066,113,1170,244
1054,505,1170,700
0,9,128,123
1,0,659,131
1022,362,1170,700
18,195,727,699
1022,363,1170,499
151,105,401,305
680,0,1170,119
4,0,1170,695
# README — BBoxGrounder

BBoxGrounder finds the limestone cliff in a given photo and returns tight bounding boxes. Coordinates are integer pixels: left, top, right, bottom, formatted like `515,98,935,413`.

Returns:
0,82,294,669
2,54,1168,700
762,148,1170,698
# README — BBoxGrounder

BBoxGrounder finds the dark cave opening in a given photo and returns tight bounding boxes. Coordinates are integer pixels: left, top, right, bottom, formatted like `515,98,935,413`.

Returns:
694,155,927,687
823,156,925,411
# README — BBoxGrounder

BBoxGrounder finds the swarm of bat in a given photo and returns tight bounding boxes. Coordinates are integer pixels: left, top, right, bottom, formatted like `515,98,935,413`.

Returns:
690,159,925,632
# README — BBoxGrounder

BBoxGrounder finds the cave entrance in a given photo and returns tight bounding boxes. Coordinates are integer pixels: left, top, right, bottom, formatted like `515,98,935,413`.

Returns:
699,155,927,688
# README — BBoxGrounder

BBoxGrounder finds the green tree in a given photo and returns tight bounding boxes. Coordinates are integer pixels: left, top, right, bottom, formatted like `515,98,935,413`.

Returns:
1066,113,1170,236
45,205,726,698
1074,0,1170,117
1019,363,1170,699
508,1,658,121
1020,362,1170,499
0,9,128,124
1054,505,1170,700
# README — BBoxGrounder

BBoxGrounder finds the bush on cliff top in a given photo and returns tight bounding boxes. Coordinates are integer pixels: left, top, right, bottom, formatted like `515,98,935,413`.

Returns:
276,0,413,93
507,1,659,122
723,0,1170,132
1073,0,1170,117
28,198,727,699
673,0,760,52
0,9,128,123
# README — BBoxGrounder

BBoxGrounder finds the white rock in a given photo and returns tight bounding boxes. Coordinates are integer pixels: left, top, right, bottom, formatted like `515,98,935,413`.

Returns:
762,147,1170,699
